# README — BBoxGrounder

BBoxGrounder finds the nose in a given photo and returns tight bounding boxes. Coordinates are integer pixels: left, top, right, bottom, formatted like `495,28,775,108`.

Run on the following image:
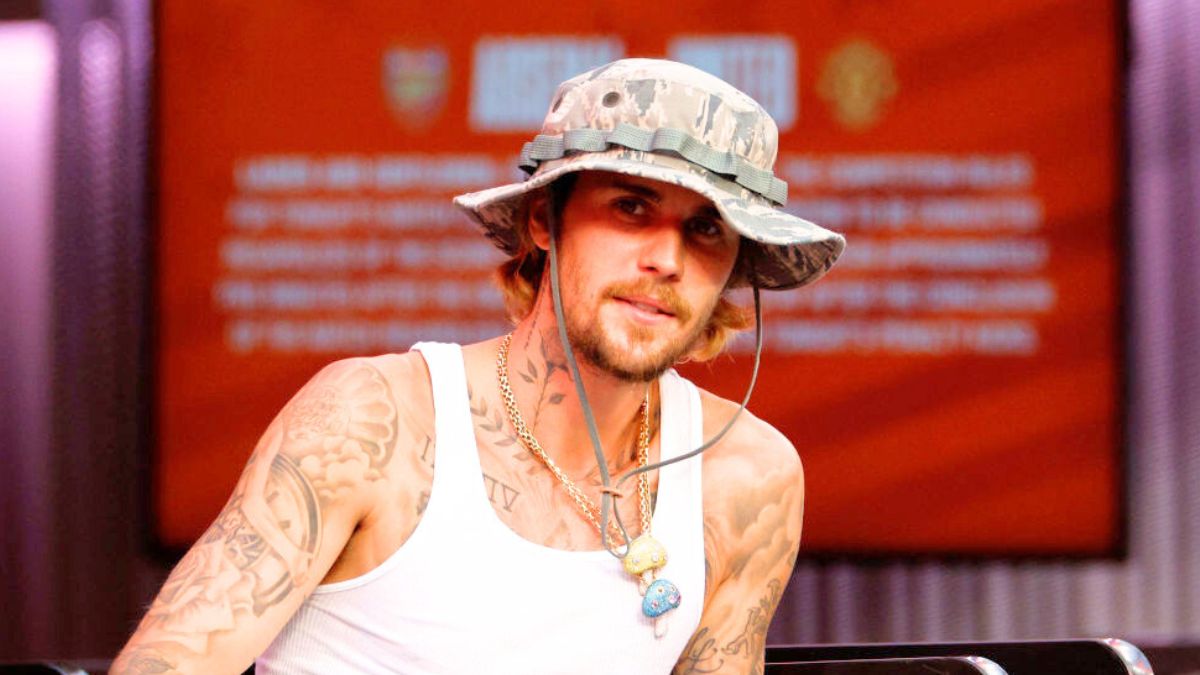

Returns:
637,223,684,280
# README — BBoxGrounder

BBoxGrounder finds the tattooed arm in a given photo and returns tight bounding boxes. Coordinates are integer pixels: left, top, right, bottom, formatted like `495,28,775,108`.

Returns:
113,357,405,674
674,406,804,675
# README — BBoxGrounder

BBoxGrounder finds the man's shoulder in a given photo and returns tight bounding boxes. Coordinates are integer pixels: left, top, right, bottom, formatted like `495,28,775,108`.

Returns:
315,350,429,394
691,384,805,584
693,385,803,492
302,351,434,439
694,385,800,465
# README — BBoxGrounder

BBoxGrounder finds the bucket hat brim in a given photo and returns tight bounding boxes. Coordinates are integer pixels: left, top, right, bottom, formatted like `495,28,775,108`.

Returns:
453,148,845,290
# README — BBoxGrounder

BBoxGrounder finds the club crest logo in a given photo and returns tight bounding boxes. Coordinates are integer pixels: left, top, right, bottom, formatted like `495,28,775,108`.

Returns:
382,46,449,130
817,39,898,132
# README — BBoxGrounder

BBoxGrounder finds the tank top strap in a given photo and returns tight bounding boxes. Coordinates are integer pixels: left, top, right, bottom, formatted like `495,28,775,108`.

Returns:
658,369,704,463
650,369,704,593
410,342,483,510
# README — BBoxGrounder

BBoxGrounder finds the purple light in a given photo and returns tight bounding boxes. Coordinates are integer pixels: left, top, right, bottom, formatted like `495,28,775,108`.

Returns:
0,19,57,654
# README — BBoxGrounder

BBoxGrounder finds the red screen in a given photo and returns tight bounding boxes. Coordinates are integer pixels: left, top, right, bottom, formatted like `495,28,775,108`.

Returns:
155,0,1123,556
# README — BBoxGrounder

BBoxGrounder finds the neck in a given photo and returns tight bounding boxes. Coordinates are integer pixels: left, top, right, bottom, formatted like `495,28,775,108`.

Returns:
504,302,654,479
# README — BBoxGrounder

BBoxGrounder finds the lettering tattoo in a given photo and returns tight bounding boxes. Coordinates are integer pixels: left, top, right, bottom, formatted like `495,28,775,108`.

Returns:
114,360,399,672
419,435,433,465
677,575,788,675
722,579,784,660
483,472,521,512
675,627,725,674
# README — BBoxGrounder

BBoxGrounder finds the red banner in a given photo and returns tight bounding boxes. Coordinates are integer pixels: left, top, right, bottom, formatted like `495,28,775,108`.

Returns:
156,0,1122,555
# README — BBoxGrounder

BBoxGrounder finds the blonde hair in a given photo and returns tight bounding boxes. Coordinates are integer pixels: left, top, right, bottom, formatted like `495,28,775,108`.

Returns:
493,180,753,362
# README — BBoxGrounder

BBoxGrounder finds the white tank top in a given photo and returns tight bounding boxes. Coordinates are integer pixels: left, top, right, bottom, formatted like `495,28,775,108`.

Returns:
257,342,706,674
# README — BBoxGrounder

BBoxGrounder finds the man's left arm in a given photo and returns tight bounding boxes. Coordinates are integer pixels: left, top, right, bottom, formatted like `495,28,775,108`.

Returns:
673,426,804,675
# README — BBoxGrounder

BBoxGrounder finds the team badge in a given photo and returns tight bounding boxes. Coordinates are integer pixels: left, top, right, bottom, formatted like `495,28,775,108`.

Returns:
382,46,449,130
817,39,898,131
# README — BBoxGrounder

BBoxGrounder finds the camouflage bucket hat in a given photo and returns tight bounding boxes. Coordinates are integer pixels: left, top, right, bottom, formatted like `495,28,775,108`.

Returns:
453,58,845,290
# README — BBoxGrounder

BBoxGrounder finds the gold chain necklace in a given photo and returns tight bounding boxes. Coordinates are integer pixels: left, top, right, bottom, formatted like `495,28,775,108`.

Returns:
496,333,681,637
496,334,650,547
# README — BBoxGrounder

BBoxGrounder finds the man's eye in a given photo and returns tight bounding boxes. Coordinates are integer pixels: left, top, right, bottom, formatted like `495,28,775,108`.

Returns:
687,218,725,239
613,197,648,217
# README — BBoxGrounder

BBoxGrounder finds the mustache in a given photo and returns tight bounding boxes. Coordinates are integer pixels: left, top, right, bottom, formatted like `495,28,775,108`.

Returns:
602,280,693,324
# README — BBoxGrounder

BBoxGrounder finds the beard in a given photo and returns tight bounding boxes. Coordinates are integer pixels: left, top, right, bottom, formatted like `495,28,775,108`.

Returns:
562,277,717,383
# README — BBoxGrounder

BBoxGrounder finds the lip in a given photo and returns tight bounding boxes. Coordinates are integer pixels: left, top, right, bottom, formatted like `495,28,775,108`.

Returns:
613,296,676,322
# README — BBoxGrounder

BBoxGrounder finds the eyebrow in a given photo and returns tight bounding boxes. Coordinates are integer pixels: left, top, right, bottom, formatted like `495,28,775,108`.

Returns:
611,180,663,203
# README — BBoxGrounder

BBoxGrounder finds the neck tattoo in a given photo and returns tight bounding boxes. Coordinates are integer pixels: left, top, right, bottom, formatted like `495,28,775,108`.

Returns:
496,333,681,637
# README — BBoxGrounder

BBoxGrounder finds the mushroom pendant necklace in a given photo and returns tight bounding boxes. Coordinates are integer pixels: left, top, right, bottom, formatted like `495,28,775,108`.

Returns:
624,534,681,636
497,334,681,636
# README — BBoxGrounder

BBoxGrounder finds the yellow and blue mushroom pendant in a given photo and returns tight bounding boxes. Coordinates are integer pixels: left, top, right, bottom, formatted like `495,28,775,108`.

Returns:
624,534,680,637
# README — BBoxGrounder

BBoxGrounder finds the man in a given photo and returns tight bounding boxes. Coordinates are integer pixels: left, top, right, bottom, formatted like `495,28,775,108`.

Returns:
115,59,844,674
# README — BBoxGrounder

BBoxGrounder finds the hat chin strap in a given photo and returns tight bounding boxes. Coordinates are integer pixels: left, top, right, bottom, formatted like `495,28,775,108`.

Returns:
544,198,764,559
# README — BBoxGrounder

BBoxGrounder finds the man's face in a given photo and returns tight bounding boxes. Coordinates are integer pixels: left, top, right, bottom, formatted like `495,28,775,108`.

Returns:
538,170,741,382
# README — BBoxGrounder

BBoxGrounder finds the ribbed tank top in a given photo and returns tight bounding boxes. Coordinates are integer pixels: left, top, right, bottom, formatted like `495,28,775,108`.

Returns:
257,342,706,674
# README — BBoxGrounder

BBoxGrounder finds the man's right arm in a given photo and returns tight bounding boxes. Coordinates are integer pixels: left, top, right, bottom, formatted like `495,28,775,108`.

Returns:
113,356,407,674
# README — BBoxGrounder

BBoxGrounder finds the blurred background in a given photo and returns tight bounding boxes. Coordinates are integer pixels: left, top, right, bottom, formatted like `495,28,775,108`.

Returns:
1,0,1198,664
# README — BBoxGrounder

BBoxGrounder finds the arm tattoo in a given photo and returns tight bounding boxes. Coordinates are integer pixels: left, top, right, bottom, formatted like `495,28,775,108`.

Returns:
110,647,174,674
419,435,433,466
675,627,725,674
675,458,802,675
138,452,322,654
722,579,784,658
116,360,399,669
281,363,399,500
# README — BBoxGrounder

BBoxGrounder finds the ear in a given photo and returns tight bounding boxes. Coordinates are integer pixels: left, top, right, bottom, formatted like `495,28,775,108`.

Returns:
526,190,552,251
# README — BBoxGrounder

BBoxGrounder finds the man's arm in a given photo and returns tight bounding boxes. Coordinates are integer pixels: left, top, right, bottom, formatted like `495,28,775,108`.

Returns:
113,357,405,674
674,415,804,675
